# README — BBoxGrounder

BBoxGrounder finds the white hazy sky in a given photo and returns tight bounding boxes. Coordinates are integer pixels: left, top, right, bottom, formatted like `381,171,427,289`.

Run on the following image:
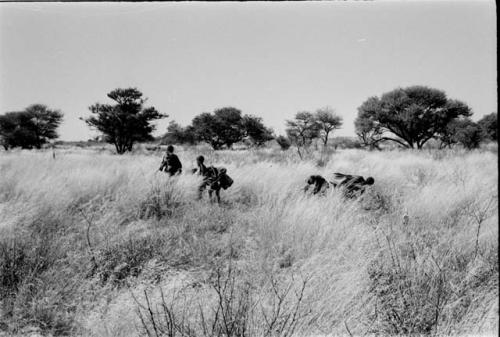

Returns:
0,1,497,141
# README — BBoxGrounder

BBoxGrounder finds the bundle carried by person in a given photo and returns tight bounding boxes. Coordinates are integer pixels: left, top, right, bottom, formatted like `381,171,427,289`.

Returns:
199,165,233,190
217,167,233,190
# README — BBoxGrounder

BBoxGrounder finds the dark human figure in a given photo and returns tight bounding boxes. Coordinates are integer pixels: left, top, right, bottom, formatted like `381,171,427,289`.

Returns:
193,155,208,176
304,175,330,195
331,172,375,199
159,145,182,176
195,155,233,203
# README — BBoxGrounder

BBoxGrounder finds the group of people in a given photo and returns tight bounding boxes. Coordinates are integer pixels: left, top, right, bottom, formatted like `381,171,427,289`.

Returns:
158,145,375,203
158,145,233,203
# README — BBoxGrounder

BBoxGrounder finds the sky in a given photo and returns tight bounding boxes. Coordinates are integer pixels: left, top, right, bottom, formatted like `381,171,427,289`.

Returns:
0,1,497,141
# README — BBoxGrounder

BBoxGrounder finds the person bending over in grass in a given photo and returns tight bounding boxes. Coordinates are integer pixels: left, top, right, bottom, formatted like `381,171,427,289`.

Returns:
304,173,375,199
194,155,233,203
159,145,182,176
304,175,330,195
331,172,374,199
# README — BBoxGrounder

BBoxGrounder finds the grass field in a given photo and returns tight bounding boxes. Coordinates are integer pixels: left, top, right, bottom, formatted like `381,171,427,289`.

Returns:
0,145,498,337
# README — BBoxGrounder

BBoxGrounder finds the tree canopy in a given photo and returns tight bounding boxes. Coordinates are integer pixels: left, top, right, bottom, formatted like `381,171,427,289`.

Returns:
83,88,166,154
355,86,472,149
189,107,274,149
0,104,63,150
477,112,497,141
242,115,274,147
285,111,321,158
448,118,483,149
191,112,228,150
315,107,343,146
354,100,384,150
161,121,197,145
285,111,320,148
190,107,244,149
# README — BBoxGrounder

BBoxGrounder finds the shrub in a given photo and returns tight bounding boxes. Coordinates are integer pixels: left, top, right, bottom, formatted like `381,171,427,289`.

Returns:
0,217,76,335
95,234,164,285
135,262,311,337
274,135,291,151
138,182,184,220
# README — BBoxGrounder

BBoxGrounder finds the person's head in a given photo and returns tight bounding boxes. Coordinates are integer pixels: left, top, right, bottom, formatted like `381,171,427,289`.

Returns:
196,155,205,164
365,177,375,185
307,175,323,185
167,145,174,153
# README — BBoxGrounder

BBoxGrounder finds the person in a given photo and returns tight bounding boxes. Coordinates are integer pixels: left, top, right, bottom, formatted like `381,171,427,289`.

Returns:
331,173,375,199
304,175,330,195
193,155,208,176
195,155,233,203
159,145,182,176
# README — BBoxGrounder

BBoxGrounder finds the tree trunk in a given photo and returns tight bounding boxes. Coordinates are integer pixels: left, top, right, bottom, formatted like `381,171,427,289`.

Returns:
296,146,303,160
115,141,126,154
323,131,329,147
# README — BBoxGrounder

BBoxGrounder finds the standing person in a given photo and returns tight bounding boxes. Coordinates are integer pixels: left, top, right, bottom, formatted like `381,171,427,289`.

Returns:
159,145,182,176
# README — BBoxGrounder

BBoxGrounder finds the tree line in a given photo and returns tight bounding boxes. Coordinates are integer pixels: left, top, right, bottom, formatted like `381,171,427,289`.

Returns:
354,86,496,150
0,86,497,154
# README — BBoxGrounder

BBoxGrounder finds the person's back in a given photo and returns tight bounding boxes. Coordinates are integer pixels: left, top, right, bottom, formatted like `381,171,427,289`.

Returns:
166,152,182,174
159,145,182,176
332,173,374,199
304,175,329,195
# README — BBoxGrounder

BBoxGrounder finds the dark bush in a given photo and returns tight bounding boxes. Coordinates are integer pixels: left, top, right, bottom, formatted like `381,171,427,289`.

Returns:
276,135,292,150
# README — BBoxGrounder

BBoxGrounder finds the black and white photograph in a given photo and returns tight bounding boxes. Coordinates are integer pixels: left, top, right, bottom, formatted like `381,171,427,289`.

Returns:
0,1,497,336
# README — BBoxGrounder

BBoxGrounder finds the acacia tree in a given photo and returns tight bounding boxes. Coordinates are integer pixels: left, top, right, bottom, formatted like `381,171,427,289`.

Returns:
314,107,343,147
0,104,63,150
190,107,273,150
285,111,320,158
213,107,246,148
191,112,226,150
190,108,246,150
161,121,197,145
355,86,472,149
83,88,166,154
436,120,458,149
450,119,483,149
242,115,274,147
191,107,246,149
477,112,497,141
354,97,384,150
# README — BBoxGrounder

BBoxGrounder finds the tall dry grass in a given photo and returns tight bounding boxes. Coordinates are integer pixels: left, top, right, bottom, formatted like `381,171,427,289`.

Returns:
0,146,497,336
